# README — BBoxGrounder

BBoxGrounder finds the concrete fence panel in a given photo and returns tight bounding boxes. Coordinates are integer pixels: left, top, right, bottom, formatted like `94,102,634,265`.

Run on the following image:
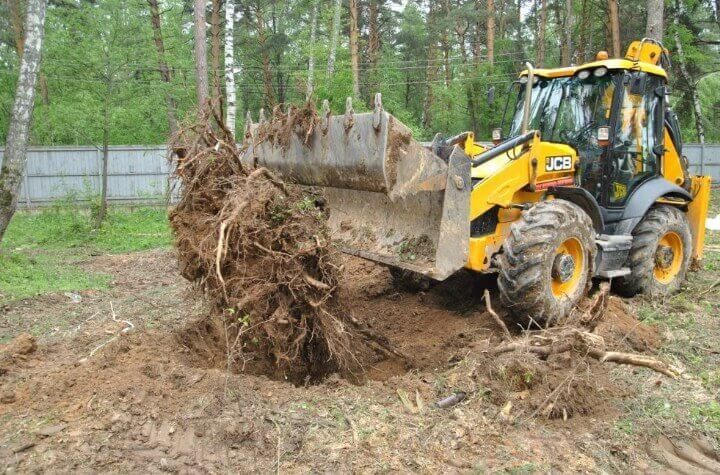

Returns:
0,143,717,207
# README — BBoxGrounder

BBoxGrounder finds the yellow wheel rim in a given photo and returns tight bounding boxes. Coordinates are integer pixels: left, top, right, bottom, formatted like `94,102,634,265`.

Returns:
653,232,683,284
551,237,584,299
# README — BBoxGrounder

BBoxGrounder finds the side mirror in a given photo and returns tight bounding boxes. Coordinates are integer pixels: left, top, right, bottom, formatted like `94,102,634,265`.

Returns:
487,86,495,105
491,128,502,145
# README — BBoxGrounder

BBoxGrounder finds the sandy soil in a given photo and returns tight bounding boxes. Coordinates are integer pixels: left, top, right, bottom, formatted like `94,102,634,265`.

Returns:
0,250,718,473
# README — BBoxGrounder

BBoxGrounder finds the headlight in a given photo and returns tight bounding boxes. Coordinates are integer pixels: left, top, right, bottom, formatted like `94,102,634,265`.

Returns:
593,66,608,77
532,76,539,85
519,76,528,84
577,70,591,80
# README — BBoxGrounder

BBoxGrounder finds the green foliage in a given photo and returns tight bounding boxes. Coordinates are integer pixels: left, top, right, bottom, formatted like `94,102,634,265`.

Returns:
0,0,718,145
0,207,171,303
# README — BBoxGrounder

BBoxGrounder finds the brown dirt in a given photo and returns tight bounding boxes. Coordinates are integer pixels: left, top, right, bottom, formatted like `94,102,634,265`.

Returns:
254,102,320,150
0,249,708,472
594,296,662,352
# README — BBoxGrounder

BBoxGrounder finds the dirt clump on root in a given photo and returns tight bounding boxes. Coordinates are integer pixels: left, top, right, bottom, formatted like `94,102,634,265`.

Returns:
168,107,386,383
254,102,320,150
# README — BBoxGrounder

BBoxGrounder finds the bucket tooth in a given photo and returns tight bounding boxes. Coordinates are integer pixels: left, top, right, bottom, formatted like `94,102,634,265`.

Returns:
321,99,330,133
272,104,283,118
372,92,383,130
258,108,266,125
243,111,254,142
344,97,354,131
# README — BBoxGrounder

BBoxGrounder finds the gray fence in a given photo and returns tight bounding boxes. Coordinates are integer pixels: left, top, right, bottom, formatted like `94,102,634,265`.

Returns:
0,145,171,207
0,143,718,207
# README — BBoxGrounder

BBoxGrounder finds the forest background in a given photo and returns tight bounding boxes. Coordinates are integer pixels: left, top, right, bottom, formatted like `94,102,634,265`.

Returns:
0,0,718,146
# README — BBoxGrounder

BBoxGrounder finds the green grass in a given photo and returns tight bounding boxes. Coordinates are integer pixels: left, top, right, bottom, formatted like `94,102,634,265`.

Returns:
0,206,171,303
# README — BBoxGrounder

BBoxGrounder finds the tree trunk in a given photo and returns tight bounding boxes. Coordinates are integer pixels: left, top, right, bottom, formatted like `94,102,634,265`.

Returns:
673,0,705,143
0,0,46,242
255,6,275,107
368,0,380,96
608,0,621,57
0,0,46,241
561,0,572,65
147,0,178,136
487,0,495,66
441,0,451,86
307,3,318,99
577,0,588,62
498,0,507,40
422,5,437,130
537,0,547,66
224,0,236,136
456,22,477,133
646,0,664,42
7,0,25,58
97,84,111,228
210,0,223,111
327,0,342,77
194,0,209,108
349,0,361,99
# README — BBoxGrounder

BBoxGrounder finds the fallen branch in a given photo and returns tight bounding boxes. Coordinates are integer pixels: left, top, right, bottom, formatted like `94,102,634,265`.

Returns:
484,289,511,340
698,277,720,297
491,330,678,378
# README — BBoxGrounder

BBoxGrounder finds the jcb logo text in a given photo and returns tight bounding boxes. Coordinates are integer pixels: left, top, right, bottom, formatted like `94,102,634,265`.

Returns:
545,156,572,172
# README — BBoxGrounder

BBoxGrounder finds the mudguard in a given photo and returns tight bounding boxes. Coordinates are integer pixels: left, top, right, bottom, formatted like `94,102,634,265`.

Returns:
610,176,691,235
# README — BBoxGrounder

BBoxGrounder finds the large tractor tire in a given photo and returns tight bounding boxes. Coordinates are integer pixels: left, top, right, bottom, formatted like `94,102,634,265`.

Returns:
613,205,692,298
497,200,596,327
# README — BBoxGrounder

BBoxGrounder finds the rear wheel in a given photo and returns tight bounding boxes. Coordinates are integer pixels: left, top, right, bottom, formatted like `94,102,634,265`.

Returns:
613,205,692,297
497,200,596,327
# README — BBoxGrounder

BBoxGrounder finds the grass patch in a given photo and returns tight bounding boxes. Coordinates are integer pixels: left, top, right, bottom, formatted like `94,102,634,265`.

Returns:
0,206,171,303
3,206,171,253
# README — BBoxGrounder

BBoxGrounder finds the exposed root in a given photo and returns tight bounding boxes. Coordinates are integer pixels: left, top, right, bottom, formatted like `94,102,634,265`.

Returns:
491,328,678,378
168,105,391,382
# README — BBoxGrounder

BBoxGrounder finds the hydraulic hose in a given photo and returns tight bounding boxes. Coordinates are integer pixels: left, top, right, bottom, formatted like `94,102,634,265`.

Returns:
470,130,538,168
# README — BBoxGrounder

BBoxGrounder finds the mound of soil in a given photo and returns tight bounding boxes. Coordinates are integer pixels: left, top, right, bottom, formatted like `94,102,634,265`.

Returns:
594,296,662,352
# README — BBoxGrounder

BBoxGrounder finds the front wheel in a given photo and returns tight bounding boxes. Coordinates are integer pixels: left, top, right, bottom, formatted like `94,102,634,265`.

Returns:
497,200,596,327
612,205,692,297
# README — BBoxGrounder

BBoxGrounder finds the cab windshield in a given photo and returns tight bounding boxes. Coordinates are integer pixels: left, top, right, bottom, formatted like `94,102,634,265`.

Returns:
506,73,618,147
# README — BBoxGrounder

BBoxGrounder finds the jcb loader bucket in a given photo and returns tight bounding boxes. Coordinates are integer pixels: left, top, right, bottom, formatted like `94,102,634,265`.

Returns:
241,96,471,280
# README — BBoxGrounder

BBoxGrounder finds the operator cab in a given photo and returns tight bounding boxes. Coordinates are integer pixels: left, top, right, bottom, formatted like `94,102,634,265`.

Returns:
498,43,678,228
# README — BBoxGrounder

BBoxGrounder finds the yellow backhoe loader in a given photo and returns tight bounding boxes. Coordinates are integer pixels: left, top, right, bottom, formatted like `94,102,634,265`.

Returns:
241,39,712,325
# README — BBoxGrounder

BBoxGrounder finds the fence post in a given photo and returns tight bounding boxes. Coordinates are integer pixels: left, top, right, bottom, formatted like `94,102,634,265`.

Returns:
23,170,31,208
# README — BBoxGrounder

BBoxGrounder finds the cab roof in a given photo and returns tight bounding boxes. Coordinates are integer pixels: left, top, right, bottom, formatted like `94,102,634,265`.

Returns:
520,58,668,80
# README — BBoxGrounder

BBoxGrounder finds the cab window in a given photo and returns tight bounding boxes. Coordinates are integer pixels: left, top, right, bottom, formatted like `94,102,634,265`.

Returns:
606,72,664,206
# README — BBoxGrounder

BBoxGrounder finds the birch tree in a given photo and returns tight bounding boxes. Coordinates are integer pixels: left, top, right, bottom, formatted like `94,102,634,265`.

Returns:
0,0,47,242
327,0,342,77
225,0,236,136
